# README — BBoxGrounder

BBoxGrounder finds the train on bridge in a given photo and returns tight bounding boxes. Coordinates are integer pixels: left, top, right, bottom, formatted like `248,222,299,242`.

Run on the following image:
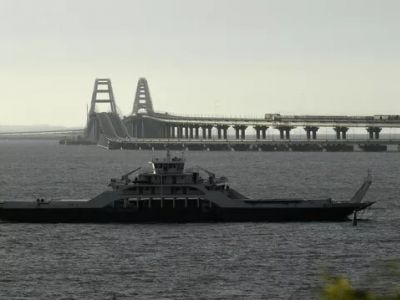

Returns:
264,114,400,122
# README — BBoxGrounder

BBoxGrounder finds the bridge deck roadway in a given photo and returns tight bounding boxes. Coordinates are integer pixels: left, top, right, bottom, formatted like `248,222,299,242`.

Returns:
141,113,400,128
0,129,84,136
105,138,400,144
100,138,400,151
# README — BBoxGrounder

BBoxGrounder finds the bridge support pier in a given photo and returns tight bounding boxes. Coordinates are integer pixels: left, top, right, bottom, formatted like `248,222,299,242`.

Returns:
254,126,269,139
276,126,294,140
189,126,194,139
368,129,373,139
171,125,176,138
223,126,229,139
334,127,349,140
233,125,247,140
163,125,171,138
184,126,189,139
342,127,348,139
261,126,267,139
201,126,207,139
255,126,261,139
279,128,284,139
177,126,183,139
304,126,319,140
201,125,213,139
216,125,229,139
367,127,382,139
207,126,213,139
217,127,222,139
234,127,240,139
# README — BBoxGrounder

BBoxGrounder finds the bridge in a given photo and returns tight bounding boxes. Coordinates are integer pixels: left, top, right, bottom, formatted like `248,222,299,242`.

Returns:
78,78,400,151
0,129,84,140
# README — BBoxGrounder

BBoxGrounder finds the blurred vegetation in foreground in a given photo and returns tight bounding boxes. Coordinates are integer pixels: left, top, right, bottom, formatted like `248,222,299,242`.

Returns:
321,260,400,300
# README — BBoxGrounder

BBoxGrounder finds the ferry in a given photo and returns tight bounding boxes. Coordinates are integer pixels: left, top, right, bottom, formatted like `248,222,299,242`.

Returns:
0,152,374,223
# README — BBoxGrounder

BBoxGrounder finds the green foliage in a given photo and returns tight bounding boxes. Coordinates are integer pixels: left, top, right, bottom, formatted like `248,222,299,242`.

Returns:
321,275,400,300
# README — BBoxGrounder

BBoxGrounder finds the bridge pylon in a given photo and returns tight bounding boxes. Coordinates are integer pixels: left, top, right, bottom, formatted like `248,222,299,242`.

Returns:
89,78,117,115
85,78,121,142
132,78,154,115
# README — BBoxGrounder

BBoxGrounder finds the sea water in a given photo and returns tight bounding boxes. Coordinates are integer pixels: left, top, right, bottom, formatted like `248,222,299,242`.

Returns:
0,140,399,299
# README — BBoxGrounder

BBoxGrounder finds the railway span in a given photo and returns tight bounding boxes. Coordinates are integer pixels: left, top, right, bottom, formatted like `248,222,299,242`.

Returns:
60,78,400,152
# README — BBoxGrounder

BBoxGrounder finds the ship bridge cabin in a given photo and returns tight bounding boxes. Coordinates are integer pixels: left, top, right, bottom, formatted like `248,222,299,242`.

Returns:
106,153,239,210
110,152,228,197
152,156,185,175
132,155,200,185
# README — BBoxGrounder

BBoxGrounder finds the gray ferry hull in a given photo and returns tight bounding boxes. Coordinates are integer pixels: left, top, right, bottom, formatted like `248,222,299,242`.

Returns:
0,203,373,223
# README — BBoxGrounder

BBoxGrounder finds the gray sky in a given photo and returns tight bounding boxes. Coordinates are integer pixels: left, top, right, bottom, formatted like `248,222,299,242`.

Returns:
1,0,399,126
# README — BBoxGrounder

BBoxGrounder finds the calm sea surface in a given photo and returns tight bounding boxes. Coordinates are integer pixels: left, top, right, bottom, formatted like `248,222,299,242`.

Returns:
0,140,399,299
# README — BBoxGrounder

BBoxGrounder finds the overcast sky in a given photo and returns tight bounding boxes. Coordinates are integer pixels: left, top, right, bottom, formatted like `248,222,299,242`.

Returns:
1,0,399,126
